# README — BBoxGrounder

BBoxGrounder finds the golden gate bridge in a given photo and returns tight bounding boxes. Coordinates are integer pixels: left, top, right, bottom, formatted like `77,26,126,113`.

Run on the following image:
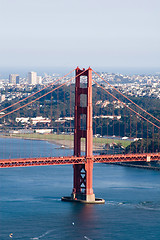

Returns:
0,67,159,204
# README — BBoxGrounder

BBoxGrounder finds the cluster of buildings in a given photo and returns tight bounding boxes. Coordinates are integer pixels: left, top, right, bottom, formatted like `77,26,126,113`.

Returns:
96,100,124,109
0,71,159,105
9,72,42,85
113,82,160,98
95,72,160,99
15,116,74,126
16,116,51,126
0,72,43,103
93,115,121,120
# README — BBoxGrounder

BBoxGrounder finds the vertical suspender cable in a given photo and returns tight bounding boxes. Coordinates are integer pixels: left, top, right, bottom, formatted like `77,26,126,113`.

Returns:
118,102,121,153
141,120,143,153
69,80,72,150
100,89,102,153
57,86,59,145
136,115,138,153
94,83,97,151
112,101,115,154
51,92,53,129
124,100,126,138
152,126,154,153
130,110,132,153
63,86,66,155
107,95,109,154
158,129,160,152
147,121,149,153
50,91,53,157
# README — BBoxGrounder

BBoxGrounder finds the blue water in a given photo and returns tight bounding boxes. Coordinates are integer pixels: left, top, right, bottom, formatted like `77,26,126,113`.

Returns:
0,137,73,159
0,138,160,240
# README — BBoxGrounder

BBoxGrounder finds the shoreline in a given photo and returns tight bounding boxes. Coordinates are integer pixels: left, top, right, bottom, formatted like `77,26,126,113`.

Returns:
0,134,103,152
1,134,159,171
113,162,160,171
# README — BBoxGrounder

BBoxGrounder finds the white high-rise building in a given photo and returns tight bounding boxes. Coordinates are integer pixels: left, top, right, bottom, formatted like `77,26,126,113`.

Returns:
28,72,37,85
0,94,5,102
37,76,42,84
9,74,19,84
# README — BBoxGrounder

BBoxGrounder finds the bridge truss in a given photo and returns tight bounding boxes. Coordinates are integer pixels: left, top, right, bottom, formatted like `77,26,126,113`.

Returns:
0,152,160,168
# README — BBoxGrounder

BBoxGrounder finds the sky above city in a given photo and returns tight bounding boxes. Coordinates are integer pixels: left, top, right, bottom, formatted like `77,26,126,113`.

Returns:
0,0,160,74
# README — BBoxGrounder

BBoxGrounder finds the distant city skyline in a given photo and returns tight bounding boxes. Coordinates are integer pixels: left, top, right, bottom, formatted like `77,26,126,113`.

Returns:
0,66,160,79
0,0,159,73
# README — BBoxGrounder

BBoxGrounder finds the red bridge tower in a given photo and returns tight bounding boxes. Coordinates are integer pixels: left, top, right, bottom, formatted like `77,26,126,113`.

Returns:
62,67,105,204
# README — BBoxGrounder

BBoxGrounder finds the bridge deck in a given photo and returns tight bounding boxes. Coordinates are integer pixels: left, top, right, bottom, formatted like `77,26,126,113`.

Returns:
0,153,160,168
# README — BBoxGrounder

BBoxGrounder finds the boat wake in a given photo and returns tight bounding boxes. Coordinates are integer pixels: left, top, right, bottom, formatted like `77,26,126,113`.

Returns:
30,230,53,239
107,200,160,211
136,201,160,211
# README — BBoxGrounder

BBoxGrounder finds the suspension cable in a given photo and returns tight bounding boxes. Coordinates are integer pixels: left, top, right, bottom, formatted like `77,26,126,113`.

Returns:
92,79,160,130
0,68,76,113
0,69,87,119
92,68,160,124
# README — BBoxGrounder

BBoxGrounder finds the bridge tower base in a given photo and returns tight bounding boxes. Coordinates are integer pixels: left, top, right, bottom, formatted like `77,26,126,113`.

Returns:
62,67,105,204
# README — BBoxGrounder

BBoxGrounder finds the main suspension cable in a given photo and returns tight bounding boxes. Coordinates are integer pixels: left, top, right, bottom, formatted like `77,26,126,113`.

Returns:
92,79,160,130
0,69,87,119
0,68,76,113
92,68,160,124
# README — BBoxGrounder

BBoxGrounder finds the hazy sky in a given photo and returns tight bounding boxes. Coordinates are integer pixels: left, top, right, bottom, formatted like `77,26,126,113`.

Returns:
0,0,160,73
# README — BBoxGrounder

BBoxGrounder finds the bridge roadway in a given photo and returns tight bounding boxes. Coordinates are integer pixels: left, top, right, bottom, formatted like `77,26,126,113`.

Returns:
0,153,160,168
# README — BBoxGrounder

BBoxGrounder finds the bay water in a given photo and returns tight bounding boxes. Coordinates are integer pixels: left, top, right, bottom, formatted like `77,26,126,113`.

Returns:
0,138,160,240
